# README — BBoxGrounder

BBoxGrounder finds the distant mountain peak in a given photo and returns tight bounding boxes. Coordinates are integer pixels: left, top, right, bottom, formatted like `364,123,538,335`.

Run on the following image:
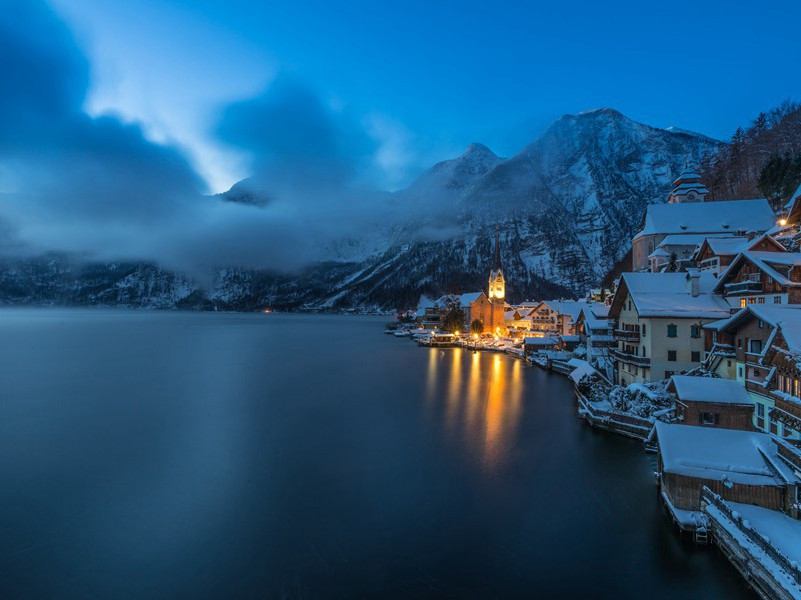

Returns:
576,107,624,118
461,142,497,158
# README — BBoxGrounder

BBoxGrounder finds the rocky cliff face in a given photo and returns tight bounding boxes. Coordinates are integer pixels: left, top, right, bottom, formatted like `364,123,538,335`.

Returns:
0,109,724,311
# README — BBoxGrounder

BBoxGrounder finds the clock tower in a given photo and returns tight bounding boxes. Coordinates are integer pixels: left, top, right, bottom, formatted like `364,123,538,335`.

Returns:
667,168,708,204
487,228,506,334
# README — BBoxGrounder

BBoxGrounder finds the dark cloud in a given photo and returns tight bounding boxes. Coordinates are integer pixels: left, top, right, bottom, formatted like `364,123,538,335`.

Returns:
216,76,378,189
0,1,420,280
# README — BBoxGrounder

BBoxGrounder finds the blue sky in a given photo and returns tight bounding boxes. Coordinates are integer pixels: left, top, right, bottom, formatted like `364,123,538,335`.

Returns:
50,0,801,192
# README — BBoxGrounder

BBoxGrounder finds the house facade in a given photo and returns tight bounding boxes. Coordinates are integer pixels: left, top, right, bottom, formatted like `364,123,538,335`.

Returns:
713,251,801,309
609,272,729,385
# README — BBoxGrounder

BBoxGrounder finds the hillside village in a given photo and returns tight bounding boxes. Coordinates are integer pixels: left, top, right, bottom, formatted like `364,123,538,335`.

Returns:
392,172,801,599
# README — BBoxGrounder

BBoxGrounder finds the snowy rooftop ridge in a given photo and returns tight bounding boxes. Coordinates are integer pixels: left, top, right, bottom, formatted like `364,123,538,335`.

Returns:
614,272,729,319
655,422,799,486
635,199,776,240
669,375,752,405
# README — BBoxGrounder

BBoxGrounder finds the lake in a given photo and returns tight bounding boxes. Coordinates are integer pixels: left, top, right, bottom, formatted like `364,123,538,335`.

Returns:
0,310,754,598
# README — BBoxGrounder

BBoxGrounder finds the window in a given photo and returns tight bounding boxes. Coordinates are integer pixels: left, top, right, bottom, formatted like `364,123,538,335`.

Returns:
727,360,732,367
642,324,647,336
738,366,744,378
642,346,646,356
740,298,747,308
691,351,700,362
753,368,760,377
749,339,762,353
758,297,765,304
774,296,782,304
757,403,765,417
664,371,674,379
737,338,743,349
667,324,677,338
690,325,700,338
699,412,719,425
667,350,677,361
748,297,756,304
758,319,764,328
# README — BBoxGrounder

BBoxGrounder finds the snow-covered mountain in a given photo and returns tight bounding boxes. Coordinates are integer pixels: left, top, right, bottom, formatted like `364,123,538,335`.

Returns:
0,109,724,311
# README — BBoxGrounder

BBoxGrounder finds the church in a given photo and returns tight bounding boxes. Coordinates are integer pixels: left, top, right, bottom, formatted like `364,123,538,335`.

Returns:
486,228,507,334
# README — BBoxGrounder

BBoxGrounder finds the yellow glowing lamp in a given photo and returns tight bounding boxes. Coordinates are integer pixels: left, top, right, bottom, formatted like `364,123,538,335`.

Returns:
454,330,460,336
472,333,478,339
779,218,788,227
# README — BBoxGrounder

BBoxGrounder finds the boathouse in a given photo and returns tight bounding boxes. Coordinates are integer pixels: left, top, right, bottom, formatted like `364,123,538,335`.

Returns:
655,422,799,530
667,375,754,430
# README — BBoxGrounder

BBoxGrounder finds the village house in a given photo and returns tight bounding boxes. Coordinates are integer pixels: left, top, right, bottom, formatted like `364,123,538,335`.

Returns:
609,271,730,385
703,304,801,437
712,250,801,309
655,422,799,531
694,234,784,276
504,306,534,332
667,375,754,430
648,233,738,273
631,172,776,272
575,303,615,380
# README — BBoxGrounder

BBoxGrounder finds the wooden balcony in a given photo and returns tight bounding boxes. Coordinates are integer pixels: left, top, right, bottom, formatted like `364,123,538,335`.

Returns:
724,280,762,294
614,329,640,341
611,348,650,367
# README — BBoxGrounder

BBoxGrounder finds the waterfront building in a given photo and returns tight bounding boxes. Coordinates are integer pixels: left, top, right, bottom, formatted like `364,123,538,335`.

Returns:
655,422,800,530
712,251,801,309
703,304,801,437
575,303,616,380
609,271,730,384
667,375,754,430
631,196,775,272
609,271,729,385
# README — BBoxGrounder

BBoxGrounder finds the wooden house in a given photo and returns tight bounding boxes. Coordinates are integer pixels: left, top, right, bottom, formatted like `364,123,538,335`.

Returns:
667,375,754,430
713,251,801,309
655,422,799,530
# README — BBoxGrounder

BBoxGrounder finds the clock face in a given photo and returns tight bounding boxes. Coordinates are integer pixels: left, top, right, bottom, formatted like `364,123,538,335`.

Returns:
688,193,695,201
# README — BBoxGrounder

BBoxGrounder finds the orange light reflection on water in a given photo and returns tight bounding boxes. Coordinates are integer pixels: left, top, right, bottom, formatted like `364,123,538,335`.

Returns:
425,349,524,472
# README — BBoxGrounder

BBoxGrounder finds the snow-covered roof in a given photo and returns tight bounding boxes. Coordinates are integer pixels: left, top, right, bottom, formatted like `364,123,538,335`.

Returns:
635,199,775,240
655,422,798,486
704,236,749,256
615,272,730,319
524,337,558,345
715,251,801,291
541,300,588,320
568,359,596,384
660,233,733,248
648,248,671,259
669,375,752,405
436,292,486,307
709,304,801,334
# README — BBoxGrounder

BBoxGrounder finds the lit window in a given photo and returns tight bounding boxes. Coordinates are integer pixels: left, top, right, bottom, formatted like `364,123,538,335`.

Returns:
740,298,747,308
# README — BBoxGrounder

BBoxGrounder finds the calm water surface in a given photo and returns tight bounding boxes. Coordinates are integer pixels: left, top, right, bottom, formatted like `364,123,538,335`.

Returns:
0,310,754,598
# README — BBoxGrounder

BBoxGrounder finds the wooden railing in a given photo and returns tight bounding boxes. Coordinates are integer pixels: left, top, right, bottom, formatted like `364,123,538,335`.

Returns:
614,328,640,340
701,487,801,586
611,348,650,366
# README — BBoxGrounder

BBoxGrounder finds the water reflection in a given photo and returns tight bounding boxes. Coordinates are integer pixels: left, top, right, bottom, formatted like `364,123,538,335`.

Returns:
425,348,524,471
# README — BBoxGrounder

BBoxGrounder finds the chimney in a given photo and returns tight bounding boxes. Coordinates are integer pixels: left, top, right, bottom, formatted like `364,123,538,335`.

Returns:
689,272,700,297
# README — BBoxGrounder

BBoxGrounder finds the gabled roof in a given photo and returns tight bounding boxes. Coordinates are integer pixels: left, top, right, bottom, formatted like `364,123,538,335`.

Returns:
706,304,801,333
610,272,729,319
714,251,801,292
655,422,797,486
435,292,486,308
703,236,749,256
668,375,752,405
634,199,776,240
541,300,589,320
660,233,734,248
